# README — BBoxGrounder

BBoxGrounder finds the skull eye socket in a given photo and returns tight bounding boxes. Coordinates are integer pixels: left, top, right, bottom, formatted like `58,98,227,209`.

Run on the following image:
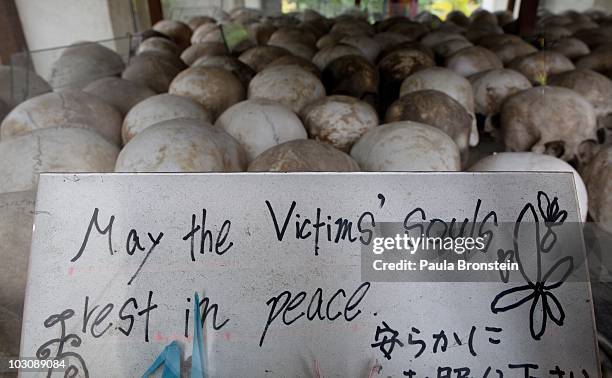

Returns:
544,141,565,158
597,128,607,144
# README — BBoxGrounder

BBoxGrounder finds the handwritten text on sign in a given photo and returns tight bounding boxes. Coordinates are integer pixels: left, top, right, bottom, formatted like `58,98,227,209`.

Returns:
21,173,598,377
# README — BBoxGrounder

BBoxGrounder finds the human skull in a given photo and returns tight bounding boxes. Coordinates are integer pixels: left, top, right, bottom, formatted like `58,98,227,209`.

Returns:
122,52,184,93
508,51,575,85
421,31,467,48
169,66,245,119
399,67,478,146
153,20,192,50
432,39,473,59
116,119,246,172
248,65,325,113
215,99,307,161
268,26,317,46
350,121,461,171
0,127,119,193
385,90,471,165
248,139,360,172
191,23,223,44
186,16,217,31
192,55,255,87
321,55,378,101
489,39,538,65
239,45,291,72
469,68,532,136
301,95,378,152
548,69,612,119
83,77,155,116
372,32,413,52
548,38,590,60
180,42,228,65
265,55,320,77
339,35,381,62
268,40,316,60
122,94,212,143
312,44,364,70
445,46,503,77
49,42,125,89
576,50,612,74
1,89,123,145
136,37,181,57
500,86,598,164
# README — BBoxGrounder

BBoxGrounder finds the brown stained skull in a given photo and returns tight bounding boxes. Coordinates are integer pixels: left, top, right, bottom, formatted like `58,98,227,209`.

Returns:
500,86,598,164
399,67,478,146
385,89,471,165
322,55,379,102
377,48,435,106
248,139,360,172
153,20,192,51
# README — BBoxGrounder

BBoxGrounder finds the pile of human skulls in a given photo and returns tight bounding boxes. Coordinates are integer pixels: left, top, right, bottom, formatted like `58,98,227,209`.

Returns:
2,5,612,360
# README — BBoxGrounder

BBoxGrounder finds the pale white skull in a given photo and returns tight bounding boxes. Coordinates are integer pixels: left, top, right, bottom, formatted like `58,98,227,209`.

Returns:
116,119,246,172
469,68,532,136
169,66,245,119
350,121,461,171
122,94,213,143
1,89,123,145
216,99,307,161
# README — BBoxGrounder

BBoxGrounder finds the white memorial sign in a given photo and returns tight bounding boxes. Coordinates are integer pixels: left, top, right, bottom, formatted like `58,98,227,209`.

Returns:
20,173,599,377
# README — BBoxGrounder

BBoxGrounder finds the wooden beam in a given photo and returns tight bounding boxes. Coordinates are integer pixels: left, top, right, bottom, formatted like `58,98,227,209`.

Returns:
0,0,27,65
517,0,539,37
148,0,163,25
